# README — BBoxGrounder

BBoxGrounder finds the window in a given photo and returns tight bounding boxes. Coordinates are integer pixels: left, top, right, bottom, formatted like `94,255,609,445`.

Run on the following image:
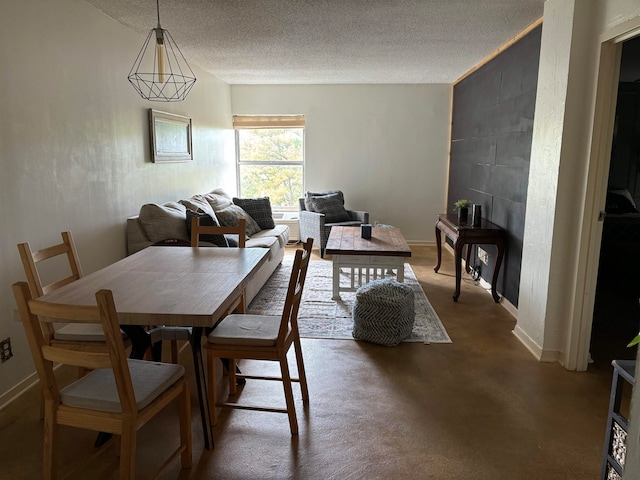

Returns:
234,115,305,211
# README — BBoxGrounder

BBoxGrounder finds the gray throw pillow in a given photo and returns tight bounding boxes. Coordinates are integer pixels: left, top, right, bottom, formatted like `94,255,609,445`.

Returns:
215,204,262,237
306,193,351,223
186,209,229,247
233,197,275,229
304,190,344,211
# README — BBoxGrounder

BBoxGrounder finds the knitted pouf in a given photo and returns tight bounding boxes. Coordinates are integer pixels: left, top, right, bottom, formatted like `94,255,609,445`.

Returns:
352,278,415,346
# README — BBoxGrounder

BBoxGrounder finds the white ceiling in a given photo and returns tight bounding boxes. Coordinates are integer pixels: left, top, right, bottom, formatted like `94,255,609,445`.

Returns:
84,0,545,85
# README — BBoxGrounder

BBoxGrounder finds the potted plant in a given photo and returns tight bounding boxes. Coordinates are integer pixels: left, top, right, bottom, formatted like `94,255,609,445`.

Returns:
454,199,472,224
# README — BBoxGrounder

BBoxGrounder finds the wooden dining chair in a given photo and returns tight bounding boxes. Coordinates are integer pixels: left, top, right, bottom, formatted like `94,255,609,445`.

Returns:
205,238,313,435
190,216,247,248
18,231,134,417
17,231,99,345
18,231,133,347
12,282,192,480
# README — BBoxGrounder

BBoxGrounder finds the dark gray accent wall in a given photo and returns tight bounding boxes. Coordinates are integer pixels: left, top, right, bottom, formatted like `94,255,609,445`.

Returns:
448,25,541,306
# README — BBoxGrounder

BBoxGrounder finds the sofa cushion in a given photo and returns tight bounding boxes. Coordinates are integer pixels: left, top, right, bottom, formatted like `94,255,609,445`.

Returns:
306,193,351,223
245,235,279,260
185,209,229,247
251,225,290,248
233,197,276,229
138,202,189,243
215,204,262,236
204,189,234,212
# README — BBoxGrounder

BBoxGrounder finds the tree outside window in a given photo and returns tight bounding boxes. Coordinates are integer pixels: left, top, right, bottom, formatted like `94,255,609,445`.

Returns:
237,128,304,211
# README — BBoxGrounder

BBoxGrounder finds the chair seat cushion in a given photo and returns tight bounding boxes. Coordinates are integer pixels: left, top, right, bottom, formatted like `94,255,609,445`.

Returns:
207,314,288,347
54,323,107,342
149,326,192,343
60,359,185,413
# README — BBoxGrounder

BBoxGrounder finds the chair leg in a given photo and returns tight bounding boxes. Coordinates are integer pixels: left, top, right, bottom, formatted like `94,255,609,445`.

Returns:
119,423,136,480
42,402,57,480
279,355,298,435
178,382,192,468
293,337,310,402
228,359,237,395
207,351,218,426
170,339,179,364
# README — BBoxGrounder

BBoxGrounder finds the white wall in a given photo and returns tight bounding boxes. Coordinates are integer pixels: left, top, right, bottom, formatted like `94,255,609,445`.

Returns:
0,0,235,404
515,0,601,361
513,0,640,471
230,84,452,243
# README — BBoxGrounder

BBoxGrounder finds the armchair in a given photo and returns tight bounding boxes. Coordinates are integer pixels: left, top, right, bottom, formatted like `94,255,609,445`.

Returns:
298,190,369,258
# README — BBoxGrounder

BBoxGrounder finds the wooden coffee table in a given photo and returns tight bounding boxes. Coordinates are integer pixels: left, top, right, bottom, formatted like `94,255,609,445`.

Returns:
325,226,412,299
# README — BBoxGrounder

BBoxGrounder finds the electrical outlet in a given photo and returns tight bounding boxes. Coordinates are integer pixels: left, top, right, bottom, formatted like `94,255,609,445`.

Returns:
478,247,489,265
1,337,13,363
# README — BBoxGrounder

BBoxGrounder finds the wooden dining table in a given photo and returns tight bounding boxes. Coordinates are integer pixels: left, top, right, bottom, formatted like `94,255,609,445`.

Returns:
38,245,270,450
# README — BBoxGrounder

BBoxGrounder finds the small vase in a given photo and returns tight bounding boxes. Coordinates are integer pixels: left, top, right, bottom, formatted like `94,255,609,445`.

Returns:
458,207,468,224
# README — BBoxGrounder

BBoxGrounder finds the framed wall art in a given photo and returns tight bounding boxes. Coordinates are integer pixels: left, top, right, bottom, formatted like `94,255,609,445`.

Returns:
148,109,193,163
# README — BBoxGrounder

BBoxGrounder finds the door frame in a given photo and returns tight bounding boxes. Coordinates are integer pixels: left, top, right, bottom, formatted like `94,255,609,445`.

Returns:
567,19,640,371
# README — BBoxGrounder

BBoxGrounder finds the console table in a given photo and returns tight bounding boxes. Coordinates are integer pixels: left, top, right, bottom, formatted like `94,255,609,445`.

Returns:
434,213,506,302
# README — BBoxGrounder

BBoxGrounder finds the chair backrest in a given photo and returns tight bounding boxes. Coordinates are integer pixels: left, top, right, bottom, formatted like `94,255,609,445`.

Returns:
12,282,137,414
17,231,83,297
190,217,246,248
278,238,313,343
17,232,84,341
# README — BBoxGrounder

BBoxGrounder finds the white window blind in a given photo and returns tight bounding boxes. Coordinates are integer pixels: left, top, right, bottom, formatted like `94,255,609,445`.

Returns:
233,115,305,130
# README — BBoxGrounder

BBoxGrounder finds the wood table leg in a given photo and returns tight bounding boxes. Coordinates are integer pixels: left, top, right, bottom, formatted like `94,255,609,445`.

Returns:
332,256,341,300
453,240,464,302
491,238,506,303
396,258,405,282
434,224,442,273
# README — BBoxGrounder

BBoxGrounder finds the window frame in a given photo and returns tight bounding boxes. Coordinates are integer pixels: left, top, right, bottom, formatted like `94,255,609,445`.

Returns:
234,115,305,213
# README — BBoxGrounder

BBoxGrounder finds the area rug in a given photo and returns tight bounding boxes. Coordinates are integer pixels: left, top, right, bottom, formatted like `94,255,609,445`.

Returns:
248,257,451,344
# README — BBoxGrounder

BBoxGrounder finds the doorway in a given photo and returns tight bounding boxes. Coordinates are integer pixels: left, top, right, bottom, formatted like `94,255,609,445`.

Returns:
589,37,640,368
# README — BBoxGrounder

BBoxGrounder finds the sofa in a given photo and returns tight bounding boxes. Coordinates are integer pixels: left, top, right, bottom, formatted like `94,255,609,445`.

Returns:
299,190,369,258
126,189,289,304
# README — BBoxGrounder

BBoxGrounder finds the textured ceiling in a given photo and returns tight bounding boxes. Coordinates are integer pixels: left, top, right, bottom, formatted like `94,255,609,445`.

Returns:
84,0,544,84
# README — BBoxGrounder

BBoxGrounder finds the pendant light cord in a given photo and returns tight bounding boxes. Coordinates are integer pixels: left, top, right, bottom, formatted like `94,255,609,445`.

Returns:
156,0,161,28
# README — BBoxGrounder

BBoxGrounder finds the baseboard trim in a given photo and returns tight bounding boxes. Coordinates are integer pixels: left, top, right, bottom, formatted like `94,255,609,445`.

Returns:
442,243,518,319
0,370,40,411
499,294,518,320
512,324,562,363
407,240,435,246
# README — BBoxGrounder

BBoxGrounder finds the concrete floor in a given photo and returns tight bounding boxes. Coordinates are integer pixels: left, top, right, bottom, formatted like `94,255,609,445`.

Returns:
0,245,622,479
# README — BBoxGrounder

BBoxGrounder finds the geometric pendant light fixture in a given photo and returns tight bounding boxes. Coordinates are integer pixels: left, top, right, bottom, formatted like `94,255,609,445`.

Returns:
128,0,196,102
